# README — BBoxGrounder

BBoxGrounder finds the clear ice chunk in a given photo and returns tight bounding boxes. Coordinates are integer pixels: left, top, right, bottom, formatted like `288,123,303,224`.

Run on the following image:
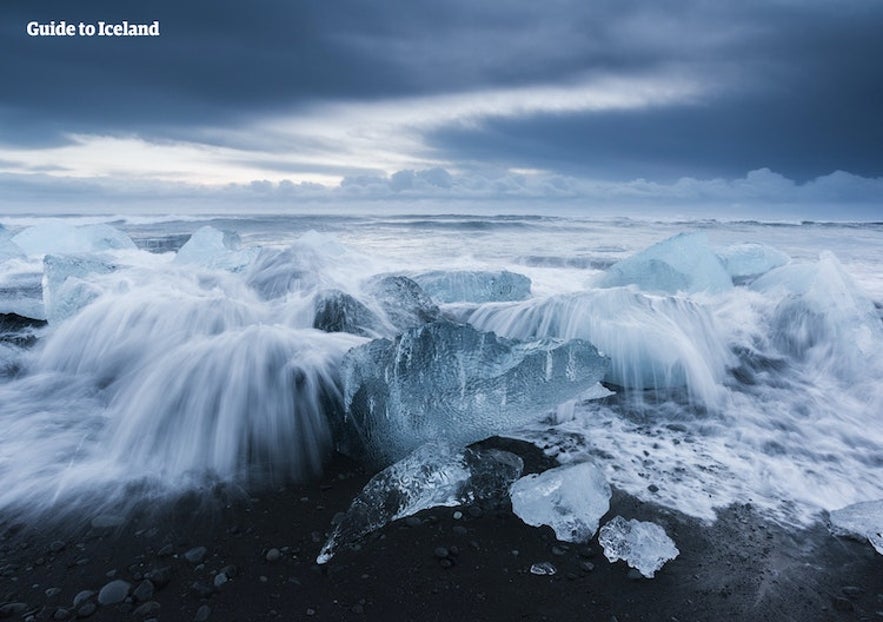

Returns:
0,267,45,320
829,500,883,554
316,441,523,564
313,289,384,337
12,223,136,255
43,254,117,325
0,230,25,262
599,232,733,294
412,270,532,303
510,461,611,543
174,226,257,271
718,242,790,282
598,515,679,578
341,320,609,466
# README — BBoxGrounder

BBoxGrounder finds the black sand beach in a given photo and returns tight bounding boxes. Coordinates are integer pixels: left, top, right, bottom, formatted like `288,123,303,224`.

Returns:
2,441,881,622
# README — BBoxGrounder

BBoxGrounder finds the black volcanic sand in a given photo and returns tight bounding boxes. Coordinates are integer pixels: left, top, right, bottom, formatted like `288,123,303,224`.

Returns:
2,440,882,622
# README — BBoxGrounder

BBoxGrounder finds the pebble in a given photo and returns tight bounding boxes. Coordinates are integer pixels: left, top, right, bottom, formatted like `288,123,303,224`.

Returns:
0,603,29,617
157,544,174,557
45,587,62,598
144,567,171,589
265,548,281,562
194,604,212,621
551,545,567,556
404,516,422,528
76,602,97,618
433,546,449,559
213,573,228,588
190,581,215,599
580,561,595,572
97,579,131,605
648,484,660,493
452,511,463,520
132,601,161,617
72,590,95,608
52,608,71,621
133,580,155,602
306,608,316,616
49,540,66,553
184,546,207,564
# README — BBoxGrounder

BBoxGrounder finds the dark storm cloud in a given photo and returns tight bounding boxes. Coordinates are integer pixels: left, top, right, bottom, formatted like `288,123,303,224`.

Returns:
1,0,882,182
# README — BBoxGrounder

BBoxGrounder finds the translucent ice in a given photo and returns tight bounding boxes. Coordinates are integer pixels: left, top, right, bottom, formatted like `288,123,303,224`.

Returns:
465,289,732,406
365,275,439,333
316,441,523,564
174,226,257,271
412,270,532,303
313,289,384,337
0,266,45,320
598,516,679,578
0,231,25,262
12,223,135,256
341,320,609,466
245,232,350,299
599,232,733,294
718,242,789,282
42,254,117,325
829,501,883,554
510,462,611,543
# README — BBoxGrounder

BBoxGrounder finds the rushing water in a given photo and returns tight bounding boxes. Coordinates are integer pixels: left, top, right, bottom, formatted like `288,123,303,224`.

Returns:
0,213,881,527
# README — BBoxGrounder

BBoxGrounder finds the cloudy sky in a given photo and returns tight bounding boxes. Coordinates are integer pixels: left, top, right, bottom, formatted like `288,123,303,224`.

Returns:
1,0,882,218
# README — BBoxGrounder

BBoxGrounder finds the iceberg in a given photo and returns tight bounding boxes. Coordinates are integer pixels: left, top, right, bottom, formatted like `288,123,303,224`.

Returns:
174,226,257,271
829,501,883,554
718,242,789,282
12,223,136,256
464,289,731,405
599,232,732,294
412,270,532,303
365,275,439,333
598,516,679,578
341,320,609,466
510,462,611,543
42,254,117,325
317,441,523,564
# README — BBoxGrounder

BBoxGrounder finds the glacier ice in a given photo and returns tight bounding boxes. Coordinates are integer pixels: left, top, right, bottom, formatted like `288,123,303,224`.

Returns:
316,441,523,564
599,232,733,294
598,515,679,578
718,242,789,282
43,254,117,325
365,275,439,333
174,226,257,271
12,223,136,256
0,267,45,320
829,501,883,554
0,231,25,262
412,270,532,303
341,320,609,466
510,461,611,543
464,289,731,405
751,252,883,376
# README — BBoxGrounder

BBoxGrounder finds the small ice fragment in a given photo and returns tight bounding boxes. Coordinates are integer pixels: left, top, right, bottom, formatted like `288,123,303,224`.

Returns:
510,462,611,543
829,500,883,554
316,441,523,564
530,562,557,576
174,226,257,271
598,516,679,578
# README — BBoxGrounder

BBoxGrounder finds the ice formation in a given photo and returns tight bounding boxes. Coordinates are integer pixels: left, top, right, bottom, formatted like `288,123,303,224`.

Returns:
718,242,789,282
0,267,45,320
599,232,733,294
341,320,609,466
316,441,523,564
12,223,136,256
0,231,25,262
464,289,731,405
509,462,611,542
412,270,532,303
174,226,257,271
829,501,883,554
42,254,117,325
598,516,679,578
313,289,384,337
365,275,439,333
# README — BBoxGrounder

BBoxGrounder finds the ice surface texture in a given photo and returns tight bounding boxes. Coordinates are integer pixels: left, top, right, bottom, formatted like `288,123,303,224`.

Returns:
829,501,883,554
342,320,609,466
317,441,523,563
412,270,532,303
510,462,611,542
599,232,733,294
599,516,679,578
718,242,789,281
12,223,136,255
174,226,257,271
364,275,440,333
